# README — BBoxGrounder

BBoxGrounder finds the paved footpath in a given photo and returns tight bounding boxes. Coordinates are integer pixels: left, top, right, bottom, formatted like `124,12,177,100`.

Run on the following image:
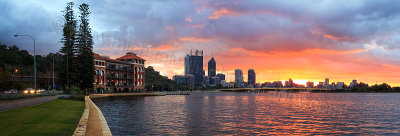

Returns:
0,95,59,112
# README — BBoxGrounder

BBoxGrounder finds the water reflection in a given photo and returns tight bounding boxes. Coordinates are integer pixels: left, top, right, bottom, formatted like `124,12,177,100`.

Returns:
92,92,400,135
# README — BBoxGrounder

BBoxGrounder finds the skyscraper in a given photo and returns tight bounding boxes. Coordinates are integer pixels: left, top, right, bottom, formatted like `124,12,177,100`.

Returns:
325,78,329,87
216,73,225,82
184,50,204,86
184,54,190,75
248,69,256,87
235,69,243,87
208,56,216,77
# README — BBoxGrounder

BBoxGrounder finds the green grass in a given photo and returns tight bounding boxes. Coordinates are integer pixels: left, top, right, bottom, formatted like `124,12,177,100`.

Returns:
0,99,85,136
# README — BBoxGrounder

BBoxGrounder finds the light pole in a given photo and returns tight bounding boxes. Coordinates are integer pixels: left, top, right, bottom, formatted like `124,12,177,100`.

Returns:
14,35,36,92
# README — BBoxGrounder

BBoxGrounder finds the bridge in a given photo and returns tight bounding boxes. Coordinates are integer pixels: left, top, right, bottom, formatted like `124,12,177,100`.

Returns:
219,87,332,93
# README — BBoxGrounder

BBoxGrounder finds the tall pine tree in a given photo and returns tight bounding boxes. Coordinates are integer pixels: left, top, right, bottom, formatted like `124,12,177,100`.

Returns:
60,2,78,93
76,3,94,91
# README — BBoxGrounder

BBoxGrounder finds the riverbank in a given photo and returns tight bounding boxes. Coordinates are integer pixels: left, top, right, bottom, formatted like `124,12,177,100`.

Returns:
89,92,166,99
311,90,400,93
73,92,166,135
0,99,84,136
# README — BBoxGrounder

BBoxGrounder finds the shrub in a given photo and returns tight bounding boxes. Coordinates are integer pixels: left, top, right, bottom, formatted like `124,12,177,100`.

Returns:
70,85,83,95
58,94,85,101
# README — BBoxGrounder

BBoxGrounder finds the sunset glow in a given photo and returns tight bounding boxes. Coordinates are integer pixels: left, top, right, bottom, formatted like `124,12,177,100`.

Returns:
2,0,400,86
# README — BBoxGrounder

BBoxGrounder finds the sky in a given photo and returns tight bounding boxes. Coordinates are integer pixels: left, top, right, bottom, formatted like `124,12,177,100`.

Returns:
1,0,400,86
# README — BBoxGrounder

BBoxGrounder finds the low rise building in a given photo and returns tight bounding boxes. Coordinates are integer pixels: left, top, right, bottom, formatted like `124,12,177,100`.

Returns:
336,82,344,89
306,81,314,88
93,52,145,93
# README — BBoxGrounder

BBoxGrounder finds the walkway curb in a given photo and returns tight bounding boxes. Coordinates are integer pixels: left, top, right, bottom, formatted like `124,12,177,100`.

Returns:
73,96,112,136
72,97,90,136
88,96,112,136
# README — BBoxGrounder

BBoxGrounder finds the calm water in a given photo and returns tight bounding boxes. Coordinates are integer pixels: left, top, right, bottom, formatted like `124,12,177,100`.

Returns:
92,92,400,135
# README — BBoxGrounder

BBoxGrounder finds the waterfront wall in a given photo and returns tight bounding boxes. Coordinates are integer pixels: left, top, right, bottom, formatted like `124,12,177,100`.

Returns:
72,97,90,136
73,96,112,136
73,92,166,136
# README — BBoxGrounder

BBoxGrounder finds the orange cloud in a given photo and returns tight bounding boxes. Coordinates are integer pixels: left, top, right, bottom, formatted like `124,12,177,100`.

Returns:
208,8,241,19
153,44,175,51
185,17,192,22
323,34,349,40
179,37,212,42
229,47,365,58
211,47,400,86
165,26,175,30
311,29,350,41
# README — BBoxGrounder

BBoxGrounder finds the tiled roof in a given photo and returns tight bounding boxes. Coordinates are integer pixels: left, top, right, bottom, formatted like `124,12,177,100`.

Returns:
93,53,107,60
116,52,145,61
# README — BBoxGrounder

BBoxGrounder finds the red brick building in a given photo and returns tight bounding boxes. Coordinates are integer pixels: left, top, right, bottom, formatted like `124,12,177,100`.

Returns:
93,52,145,93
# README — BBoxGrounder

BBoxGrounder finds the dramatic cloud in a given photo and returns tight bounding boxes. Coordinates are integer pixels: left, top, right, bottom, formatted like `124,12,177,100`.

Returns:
1,0,400,86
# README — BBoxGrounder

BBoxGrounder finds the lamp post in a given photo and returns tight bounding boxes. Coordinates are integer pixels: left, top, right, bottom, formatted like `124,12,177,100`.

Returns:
14,35,36,92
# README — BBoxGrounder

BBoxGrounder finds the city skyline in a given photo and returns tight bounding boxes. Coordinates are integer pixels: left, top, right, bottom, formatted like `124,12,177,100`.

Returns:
1,0,400,86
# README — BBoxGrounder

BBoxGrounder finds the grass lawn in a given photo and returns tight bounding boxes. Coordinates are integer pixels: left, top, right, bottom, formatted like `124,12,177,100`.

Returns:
0,99,85,136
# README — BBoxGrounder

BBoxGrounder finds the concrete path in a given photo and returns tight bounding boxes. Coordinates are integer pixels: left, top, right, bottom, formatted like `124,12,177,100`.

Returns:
86,99,103,136
0,95,59,112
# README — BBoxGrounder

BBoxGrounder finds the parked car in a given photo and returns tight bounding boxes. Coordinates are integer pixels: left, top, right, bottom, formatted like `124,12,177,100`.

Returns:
35,89,46,94
3,89,17,94
9,89,17,94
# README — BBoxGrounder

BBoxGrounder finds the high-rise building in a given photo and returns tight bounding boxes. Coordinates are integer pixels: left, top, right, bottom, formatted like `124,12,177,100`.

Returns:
350,79,358,87
325,78,329,87
184,55,190,75
285,78,294,87
248,69,256,87
210,77,220,86
317,82,324,88
235,69,243,87
173,75,187,84
306,81,314,88
184,50,204,86
208,56,216,77
216,73,225,82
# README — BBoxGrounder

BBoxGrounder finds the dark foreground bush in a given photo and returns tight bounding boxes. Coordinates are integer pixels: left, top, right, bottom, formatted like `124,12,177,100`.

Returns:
58,94,85,101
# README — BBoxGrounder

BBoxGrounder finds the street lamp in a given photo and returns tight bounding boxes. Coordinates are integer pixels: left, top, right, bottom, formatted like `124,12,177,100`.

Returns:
14,34,36,92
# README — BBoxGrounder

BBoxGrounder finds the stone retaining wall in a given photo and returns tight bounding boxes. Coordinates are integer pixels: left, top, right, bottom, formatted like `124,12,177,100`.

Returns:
73,96,112,136
73,92,166,136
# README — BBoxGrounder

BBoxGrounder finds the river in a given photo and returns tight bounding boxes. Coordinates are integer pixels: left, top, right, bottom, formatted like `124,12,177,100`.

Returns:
92,92,400,135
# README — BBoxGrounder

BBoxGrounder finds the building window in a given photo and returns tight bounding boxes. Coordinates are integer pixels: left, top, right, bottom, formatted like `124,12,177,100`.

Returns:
101,70,104,76
96,70,99,75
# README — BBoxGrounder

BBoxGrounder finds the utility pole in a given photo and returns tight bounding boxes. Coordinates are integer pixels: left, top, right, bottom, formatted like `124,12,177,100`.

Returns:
53,57,55,93
14,35,36,92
